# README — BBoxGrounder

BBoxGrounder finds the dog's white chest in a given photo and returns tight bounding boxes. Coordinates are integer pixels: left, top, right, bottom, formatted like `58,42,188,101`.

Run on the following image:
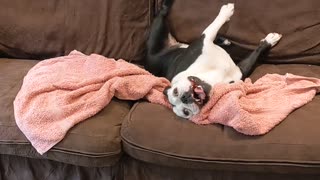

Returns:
173,43,242,86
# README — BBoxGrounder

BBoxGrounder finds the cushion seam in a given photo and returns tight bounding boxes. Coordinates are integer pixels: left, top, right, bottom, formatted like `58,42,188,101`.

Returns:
122,138,320,166
0,142,121,157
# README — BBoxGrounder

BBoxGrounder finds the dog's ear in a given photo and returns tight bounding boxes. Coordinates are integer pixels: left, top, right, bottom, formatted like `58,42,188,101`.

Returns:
163,86,171,98
187,76,201,83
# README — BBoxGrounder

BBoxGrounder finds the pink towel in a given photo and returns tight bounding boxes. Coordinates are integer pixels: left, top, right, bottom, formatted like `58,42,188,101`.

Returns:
191,73,320,135
14,50,170,154
14,50,320,154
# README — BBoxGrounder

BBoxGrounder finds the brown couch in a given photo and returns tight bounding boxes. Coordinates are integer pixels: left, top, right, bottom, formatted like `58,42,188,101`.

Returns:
1,0,320,179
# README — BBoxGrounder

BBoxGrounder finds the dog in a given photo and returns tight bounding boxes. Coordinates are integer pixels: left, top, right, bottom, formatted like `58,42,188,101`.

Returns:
145,0,282,119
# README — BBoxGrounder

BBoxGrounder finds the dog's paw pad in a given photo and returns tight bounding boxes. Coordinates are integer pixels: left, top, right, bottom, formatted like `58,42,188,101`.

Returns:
262,33,282,47
219,3,234,21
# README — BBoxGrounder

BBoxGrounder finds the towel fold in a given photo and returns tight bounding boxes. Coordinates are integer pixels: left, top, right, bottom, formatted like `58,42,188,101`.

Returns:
191,73,320,135
14,50,170,154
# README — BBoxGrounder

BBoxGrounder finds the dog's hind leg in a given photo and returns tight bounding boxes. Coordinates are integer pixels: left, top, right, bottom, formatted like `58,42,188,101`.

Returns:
167,33,189,48
237,33,282,79
202,3,234,43
145,0,174,75
146,0,174,56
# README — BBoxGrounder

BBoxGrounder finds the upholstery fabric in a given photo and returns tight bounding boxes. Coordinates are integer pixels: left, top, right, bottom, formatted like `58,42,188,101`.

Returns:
0,154,121,180
0,0,154,63
122,155,320,180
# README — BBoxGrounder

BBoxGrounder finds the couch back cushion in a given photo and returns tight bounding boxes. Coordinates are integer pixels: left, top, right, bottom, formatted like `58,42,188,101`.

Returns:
167,0,320,64
0,0,154,62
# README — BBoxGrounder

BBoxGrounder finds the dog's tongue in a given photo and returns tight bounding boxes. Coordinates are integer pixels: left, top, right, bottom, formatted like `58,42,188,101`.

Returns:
194,86,206,100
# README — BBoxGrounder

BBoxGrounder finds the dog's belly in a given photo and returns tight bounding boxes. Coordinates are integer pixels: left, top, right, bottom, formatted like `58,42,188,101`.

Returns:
172,44,242,86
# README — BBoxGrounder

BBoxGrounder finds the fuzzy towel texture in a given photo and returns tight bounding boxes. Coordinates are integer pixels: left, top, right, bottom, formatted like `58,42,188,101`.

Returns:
191,73,320,135
14,50,170,155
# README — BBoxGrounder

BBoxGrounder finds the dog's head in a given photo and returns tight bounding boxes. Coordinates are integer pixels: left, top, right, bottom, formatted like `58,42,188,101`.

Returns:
164,76,211,118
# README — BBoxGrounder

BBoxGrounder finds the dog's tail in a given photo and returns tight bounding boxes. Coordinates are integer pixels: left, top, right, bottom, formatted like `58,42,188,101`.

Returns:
146,0,174,56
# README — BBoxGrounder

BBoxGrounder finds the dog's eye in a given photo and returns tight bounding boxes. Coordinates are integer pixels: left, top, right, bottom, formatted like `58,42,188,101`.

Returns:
183,108,190,117
173,88,178,96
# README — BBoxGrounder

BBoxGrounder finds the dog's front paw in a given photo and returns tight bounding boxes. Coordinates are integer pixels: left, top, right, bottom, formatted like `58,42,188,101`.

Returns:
219,3,234,21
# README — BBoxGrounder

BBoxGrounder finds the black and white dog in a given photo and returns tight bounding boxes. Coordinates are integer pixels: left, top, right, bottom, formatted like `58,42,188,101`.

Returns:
146,0,282,119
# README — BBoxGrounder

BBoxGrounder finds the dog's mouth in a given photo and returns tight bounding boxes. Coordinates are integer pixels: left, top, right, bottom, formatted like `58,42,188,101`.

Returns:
188,76,211,105
191,83,206,104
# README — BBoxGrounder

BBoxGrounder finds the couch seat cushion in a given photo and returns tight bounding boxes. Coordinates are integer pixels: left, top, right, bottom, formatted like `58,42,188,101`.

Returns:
0,59,131,167
121,64,320,173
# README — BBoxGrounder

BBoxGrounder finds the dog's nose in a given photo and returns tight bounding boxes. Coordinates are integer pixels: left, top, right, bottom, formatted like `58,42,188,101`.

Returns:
181,91,193,104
